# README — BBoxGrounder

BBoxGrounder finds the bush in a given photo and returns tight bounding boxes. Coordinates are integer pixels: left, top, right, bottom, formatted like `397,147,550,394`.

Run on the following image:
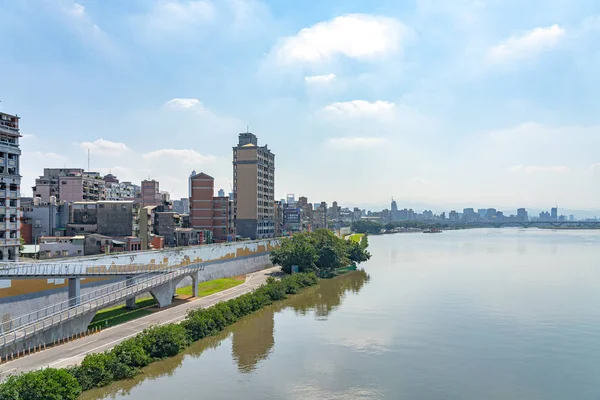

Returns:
138,324,190,359
71,352,117,390
0,368,81,400
113,338,151,369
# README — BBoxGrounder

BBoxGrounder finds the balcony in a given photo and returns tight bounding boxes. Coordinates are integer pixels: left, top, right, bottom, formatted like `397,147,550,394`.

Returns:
0,190,5,197
7,222,17,230
5,238,18,245
8,191,18,198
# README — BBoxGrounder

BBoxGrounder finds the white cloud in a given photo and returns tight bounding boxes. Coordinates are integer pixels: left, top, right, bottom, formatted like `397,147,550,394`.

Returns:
80,139,130,156
488,24,565,64
164,98,204,110
305,73,336,84
509,165,570,174
143,149,217,165
273,14,406,64
134,1,215,35
323,100,395,118
67,3,86,18
589,163,600,178
326,137,387,148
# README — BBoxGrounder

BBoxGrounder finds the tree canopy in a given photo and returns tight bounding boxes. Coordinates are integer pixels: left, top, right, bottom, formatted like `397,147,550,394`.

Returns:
270,229,371,275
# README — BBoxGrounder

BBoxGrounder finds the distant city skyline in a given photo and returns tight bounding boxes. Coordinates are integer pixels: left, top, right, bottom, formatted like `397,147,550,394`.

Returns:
1,1,599,209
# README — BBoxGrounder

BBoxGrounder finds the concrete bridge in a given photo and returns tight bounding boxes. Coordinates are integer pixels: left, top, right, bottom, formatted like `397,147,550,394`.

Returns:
0,263,208,358
0,239,279,359
441,220,600,228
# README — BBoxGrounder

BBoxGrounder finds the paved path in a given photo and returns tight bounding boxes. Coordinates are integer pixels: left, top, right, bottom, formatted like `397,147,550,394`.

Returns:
0,267,279,380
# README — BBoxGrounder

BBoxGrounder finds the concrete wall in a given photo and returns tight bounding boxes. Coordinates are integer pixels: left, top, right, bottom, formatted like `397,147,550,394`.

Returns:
0,239,278,321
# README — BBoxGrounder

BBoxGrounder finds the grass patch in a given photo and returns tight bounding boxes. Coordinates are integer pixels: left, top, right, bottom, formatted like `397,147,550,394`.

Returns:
89,298,157,330
176,277,244,297
348,233,365,243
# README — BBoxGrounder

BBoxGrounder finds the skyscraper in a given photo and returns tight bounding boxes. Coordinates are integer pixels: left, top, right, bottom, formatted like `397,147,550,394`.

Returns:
551,207,558,221
233,132,275,239
0,111,22,261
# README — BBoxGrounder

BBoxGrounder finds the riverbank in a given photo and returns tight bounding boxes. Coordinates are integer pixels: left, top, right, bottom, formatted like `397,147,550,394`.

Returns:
0,272,320,399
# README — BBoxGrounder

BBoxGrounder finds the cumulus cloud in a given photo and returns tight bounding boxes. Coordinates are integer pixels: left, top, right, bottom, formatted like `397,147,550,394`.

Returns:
488,24,565,64
80,139,130,156
326,137,387,148
305,73,336,84
323,100,395,118
67,3,86,18
509,165,570,173
164,98,204,110
273,14,406,64
143,149,217,165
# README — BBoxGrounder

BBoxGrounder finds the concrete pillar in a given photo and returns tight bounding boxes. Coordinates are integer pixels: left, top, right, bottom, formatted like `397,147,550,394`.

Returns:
68,278,80,307
149,280,177,308
125,276,136,309
191,272,199,298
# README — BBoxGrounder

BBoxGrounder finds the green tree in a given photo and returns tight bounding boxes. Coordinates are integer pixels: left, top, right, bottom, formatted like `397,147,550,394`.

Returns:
352,220,382,234
270,233,318,274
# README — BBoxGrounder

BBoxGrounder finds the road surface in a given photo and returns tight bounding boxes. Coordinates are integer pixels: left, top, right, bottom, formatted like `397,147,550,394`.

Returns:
0,267,279,380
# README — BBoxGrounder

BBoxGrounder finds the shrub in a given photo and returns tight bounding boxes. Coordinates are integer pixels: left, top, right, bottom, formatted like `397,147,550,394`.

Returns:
71,352,117,390
113,338,151,369
138,324,190,359
0,368,81,400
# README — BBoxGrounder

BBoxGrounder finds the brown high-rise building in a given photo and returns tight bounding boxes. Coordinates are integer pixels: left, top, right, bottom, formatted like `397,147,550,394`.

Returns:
141,180,161,208
189,172,232,242
233,132,275,239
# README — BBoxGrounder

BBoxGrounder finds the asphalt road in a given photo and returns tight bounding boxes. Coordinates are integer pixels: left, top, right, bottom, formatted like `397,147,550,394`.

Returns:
0,267,279,380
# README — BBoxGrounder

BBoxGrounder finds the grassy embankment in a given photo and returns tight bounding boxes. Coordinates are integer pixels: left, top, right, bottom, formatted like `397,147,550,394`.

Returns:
346,233,365,243
89,277,245,330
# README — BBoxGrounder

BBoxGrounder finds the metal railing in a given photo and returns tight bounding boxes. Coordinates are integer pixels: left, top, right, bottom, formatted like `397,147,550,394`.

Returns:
0,262,178,278
0,265,182,334
1,263,205,349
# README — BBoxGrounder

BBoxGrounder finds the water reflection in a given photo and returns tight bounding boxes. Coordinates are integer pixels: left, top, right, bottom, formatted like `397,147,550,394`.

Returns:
82,270,370,400
231,306,274,373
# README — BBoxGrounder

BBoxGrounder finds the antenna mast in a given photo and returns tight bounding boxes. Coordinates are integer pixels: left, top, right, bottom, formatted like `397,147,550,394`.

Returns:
87,149,90,172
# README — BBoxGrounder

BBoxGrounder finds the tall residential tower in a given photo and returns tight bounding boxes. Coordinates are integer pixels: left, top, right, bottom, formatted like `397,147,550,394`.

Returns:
233,132,275,239
0,111,21,261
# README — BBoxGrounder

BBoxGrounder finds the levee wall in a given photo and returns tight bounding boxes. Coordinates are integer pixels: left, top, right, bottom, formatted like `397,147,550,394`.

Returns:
0,240,278,327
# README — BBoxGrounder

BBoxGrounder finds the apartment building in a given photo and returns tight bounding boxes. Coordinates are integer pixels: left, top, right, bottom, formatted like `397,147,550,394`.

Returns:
232,133,275,239
0,111,21,261
104,174,140,201
33,168,106,202
189,172,232,242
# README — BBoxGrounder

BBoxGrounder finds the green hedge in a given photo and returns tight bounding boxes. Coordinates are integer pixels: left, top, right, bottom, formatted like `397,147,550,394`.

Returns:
0,273,319,398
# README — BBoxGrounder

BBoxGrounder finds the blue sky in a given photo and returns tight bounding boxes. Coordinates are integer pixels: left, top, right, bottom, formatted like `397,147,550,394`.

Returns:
1,0,599,212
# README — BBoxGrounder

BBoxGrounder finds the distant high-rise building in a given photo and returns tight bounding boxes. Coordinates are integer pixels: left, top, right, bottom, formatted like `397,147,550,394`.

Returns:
218,189,225,197
517,208,529,222
286,194,295,205
569,214,575,221
551,207,558,221
232,132,275,239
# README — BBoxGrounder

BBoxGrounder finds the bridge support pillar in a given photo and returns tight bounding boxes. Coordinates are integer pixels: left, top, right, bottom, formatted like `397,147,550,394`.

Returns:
68,277,80,307
125,276,136,309
191,272,200,298
149,276,184,308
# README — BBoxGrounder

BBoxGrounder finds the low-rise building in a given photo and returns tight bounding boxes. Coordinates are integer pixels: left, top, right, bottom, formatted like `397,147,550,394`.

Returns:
37,235,85,259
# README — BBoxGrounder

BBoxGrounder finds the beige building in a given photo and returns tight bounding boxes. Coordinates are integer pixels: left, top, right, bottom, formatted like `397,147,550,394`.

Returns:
233,132,275,239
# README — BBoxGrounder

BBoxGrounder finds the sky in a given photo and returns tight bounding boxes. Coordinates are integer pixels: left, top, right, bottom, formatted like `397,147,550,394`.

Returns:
1,0,599,213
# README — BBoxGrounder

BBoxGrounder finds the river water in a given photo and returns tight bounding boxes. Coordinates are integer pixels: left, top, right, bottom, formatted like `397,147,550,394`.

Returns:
82,228,600,400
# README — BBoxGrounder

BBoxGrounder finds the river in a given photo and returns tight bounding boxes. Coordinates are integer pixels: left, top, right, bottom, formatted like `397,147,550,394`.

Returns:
82,228,600,400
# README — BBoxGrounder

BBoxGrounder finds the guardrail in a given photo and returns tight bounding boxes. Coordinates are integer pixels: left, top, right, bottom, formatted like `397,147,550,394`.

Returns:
0,265,182,335
0,262,177,278
1,263,205,349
